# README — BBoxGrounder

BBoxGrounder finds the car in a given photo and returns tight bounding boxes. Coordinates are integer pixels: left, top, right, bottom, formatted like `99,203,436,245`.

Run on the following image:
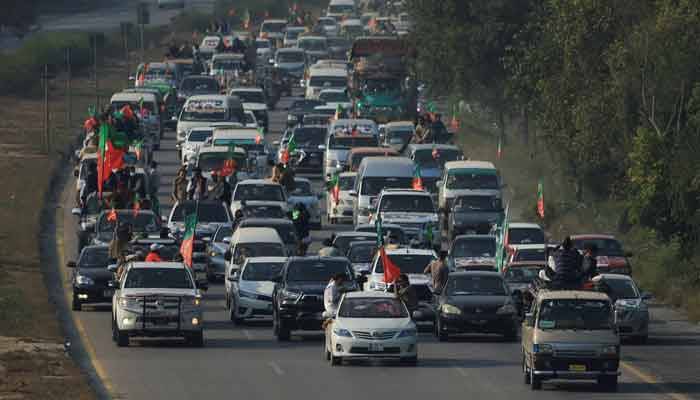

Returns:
283,27,307,47
286,99,324,127
225,227,287,277
592,274,651,343
346,240,377,277
326,172,357,224
259,19,287,41
332,231,378,256
230,179,288,217
230,88,269,131
447,235,497,271
111,262,207,347
68,245,113,311
447,194,504,239
110,92,161,149
272,256,358,341
304,66,345,99
209,53,248,85
345,146,399,172
352,156,414,227
226,257,287,324
324,119,380,177
437,160,502,218
286,177,322,228
243,110,260,129
277,126,327,172
179,127,215,163
302,113,333,126
503,262,544,313
317,16,340,36
176,95,245,146
326,36,351,59
354,223,407,245
406,143,463,197
339,18,363,39
325,291,418,366
373,189,440,247
206,224,233,281
380,121,415,152
298,36,330,67
508,244,547,265
237,218,299,257
503,222,546,246
178,75,220,103
571,234,633,275
168,200,232,238
189,145,252,181
274,48,307,93
434,271,519,342
522,290,620,391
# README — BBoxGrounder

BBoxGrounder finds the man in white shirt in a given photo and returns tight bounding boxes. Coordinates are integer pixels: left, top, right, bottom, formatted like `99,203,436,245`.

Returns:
323,273,347,318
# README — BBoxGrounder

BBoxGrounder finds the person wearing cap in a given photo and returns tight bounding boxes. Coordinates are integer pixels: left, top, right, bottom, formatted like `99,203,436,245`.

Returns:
145,244,164,262
424,249,449,294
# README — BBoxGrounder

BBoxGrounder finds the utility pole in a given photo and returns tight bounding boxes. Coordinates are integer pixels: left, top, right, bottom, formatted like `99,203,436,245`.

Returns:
65,48,72,130
93,35,99,110
42,64,51,155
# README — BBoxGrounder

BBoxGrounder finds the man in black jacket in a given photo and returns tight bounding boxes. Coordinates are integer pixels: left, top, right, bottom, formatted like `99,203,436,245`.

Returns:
552,237,584,290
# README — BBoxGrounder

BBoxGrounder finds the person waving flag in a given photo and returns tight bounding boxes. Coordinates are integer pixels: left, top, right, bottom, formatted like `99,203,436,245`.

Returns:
412,164,423,191
180,207,198,268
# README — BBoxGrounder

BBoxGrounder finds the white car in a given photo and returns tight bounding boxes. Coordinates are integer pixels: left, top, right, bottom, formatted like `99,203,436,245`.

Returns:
230,179,288,217
180,127,214,164
326,172,356,224
325,291,418,365
226,257,287,324
374,189,440,247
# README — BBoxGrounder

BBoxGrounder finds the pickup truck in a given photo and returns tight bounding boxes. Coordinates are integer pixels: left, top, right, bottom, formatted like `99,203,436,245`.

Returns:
111,262,208,347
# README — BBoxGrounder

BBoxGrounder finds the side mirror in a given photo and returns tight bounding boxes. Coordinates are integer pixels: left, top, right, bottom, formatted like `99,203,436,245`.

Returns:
73,169,79,178
196,279,209,291
317,144,326,150
66,261,77,268
524,312,534,327
71,208,82,216
107,264,118,272
224,250,232,261
348,190,357,197
641,291,652,300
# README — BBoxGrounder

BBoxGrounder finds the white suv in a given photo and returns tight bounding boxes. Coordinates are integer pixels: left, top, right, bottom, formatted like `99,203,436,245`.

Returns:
374,189,440,247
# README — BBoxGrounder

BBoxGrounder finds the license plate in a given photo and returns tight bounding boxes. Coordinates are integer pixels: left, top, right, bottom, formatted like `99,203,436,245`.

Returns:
103,289,114,297
569,364,586,372
368,342,384,352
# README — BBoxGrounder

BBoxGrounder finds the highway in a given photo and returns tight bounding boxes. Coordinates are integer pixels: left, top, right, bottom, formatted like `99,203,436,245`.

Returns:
55,88,700,400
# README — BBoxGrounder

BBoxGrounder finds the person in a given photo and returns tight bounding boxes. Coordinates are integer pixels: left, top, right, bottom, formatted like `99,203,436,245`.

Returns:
148,161,161,215
232,209,245,230
581,242,599,281
291,203,311,255
280,163,296,193
187,167,208,200
412,116,426,144
172,166,188,203
394,273,418,314
318,236,340,256
270,162,283,183
145,243,164,262
424,249,449,294
323,273,348,317
552,236,584,290
208,172,231,204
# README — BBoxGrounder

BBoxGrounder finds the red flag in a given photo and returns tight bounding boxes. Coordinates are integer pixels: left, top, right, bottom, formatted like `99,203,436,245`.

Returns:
412,164,423,191
180,212,197,268
219,159,237,177
380,247,401,284
107,208,118,222
281,148,290,164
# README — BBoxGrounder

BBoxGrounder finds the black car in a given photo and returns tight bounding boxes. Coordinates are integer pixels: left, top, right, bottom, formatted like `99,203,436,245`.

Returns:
332,232,378,255
282,126,327,172
447,195,504,239
272,257,358,341
434,271,519,341
68,245,114,311
447,235,497,271
237,218,299,256
286,99,324,127
346,240,377,276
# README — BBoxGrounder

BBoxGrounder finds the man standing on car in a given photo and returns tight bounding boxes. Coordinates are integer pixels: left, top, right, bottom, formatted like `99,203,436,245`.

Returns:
424,250,449,294
187,167,208,200
172,166,188,203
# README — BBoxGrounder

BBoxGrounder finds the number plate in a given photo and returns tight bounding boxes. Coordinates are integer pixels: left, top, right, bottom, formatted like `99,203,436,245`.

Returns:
103,289,114,297
569,364,586,372
368,343,384,352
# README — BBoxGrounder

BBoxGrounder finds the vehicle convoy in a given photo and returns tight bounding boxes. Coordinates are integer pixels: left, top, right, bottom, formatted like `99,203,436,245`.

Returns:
111,262,207,347
349,37,416,123
521,290,621,391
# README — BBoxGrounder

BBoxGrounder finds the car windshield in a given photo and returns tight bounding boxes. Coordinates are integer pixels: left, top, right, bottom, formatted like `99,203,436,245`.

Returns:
514,248,546,262
446,275,506,296
329,135,378,150
446,172,499,190
181,78,219,92
320,91,349,103
538,299,613,330
361,177,413,196
290,100,324,112
290,127,325,147
187,129,213,142
277,52,305,63
242,205,285,219
197,153,247,172
171,202,229,223
348,244,376,263
338,175,356,190
379,195,434,213
214,226,233,242
79,247,110,267
333,235,376,255
451,238,496,258
240,223,297,245
299,39,327,51
234,184,284,202
509,228,544,245
504,266,542,283
98,212,159,234
289,181,313,196
212,59,243,71
338,297,408,318
233,91,264,103
181,99,229,121
414,149,461,168
602,279,639,299
286,260,351,282
309,76,346,88
454,196,502,212
375,254,434,274
242,262,285,281
572,238,625,257
234,243,285,263
124,268,193,289
143,68,174,81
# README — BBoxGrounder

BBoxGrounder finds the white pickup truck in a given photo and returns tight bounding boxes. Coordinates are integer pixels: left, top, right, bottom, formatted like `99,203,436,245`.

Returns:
111,262,207,347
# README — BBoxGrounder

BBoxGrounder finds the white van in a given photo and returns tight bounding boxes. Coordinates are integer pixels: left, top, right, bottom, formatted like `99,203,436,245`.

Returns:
305,68,348,100
437,160,502,215
225,227,287,277
351,157,416,226
327,0,357,21
210,128,269,178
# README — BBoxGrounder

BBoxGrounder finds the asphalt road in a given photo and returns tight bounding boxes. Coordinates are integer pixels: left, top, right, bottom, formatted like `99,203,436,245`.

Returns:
55,84,700,400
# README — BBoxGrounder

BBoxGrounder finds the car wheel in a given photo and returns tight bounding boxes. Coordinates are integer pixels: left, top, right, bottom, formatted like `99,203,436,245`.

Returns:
530,362,541,390
400,356,418,366
330,352,342,366
598,375,618,392
187,331,205,347
436,318,448,342
115,326,130,347
523,353,531,384
72,294,82,311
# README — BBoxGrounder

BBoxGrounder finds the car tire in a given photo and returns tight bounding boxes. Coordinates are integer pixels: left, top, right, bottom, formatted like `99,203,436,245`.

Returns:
400,356,417,366
187,331,205,347
530,364,541,390
523,353,531,384
72,294,82,311
273,308,291,341
598,375,618,392
115,326,130,347
330,352,342,366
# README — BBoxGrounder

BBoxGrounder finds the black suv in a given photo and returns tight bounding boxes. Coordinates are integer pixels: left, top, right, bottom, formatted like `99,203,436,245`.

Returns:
68,245,114,311
272,257,358,341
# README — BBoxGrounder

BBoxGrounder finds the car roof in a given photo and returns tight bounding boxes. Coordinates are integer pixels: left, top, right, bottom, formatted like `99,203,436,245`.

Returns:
444,160,496,170
331,118,376,126
293,176,311,184
355,223,404,231
509,222,543,229
212,53,245,60
379,188,431,197
129,262,185,269
197,145,245,154
231,87,263,93
239,218,293,226
359,157,415,176
240,200,283,207
538,290,611,301
111,92,157,102
341,19,362,26
348,240,377,248
408,143,460,152
308,68,348,77
237,179,281,186
319,88,347,93
336,231,377,238
232,227,283,243
594,273,635,282
506,261,546,268
349,146,398,155
212,128,259,139
277,47,305,53
344,291,398,299
263,19,287,23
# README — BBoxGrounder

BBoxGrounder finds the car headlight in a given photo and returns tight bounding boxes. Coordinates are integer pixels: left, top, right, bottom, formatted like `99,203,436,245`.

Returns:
76,275,94,285
441,304,462,315
280,289,301,302
496,303,517,315
287,114,296,121
239,290,258,299
333,327,353,337
193,296,201,306
600,345,619,355
210,251,219,257
397,328,416,338
335,160,342,169
118,296,141,309
533,343,553,355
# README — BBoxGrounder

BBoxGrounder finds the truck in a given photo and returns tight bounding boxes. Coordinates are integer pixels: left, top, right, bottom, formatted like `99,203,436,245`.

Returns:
349,36,416,124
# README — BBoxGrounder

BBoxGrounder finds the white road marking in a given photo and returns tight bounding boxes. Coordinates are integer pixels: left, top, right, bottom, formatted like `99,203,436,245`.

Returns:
268,361,284,376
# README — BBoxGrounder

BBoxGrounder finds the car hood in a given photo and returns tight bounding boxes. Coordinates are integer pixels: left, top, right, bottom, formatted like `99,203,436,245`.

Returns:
336,317,414,331
286,282,327,295
445,295,508,309
453,256,496,268
362,94,401,107
120,288,197,297
239,280,275,296
77,268,113,281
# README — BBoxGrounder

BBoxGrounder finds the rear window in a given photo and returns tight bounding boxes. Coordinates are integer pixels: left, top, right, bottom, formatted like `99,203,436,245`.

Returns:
360,177,413,196
446,172,499,190
338,175,356,190
338,297,407,318
286,260,351,282
454,196,502,212
124,268,193,289
234,184,284,202
375,253,434,274
572,238,625,257
538,299,613,330
379,195,434,213
329,135,378,150
514,248,546,262
414,149,461,169
79,247,110,267
508,228,544,245
333,235,376,255
348,244,376,263
451,238,496,258
242,262,285,281
187,129,213,142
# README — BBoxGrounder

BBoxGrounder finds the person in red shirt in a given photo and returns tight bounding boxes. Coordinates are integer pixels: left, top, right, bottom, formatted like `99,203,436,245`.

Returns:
145,244,164,262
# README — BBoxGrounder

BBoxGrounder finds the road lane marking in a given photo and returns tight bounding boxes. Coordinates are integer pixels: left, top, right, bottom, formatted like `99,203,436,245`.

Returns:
621,361,690,400
268,361,284,376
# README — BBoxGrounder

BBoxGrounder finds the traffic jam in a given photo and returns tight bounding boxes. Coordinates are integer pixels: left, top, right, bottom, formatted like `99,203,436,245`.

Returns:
66,0,648,392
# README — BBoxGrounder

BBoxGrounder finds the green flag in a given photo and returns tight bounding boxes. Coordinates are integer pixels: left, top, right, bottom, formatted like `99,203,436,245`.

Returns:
287,133,297,153
180,211,198,267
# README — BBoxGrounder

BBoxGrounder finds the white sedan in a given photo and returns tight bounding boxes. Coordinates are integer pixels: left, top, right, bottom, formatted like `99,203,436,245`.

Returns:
226,257,287,324
325,291,418,366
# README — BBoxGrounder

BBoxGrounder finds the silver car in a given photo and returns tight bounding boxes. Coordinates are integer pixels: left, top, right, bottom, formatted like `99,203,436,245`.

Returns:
592,274,651,343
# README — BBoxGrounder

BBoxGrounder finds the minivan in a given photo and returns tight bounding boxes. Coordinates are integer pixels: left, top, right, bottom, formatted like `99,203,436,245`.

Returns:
351,157,416,226
304,67,347,100
437,160,502,218
176,95,245,146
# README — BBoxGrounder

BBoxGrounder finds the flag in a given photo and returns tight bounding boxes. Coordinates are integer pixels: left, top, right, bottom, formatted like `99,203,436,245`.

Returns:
97,125,126,196
282,133,296,164
380,247,401,284
495,203,510,273
132,194,141,217
334,104,342,120
107,208,118,222
97,125,108,196
180,210,198,268
537,178,544,219
497,136,503,160
412,164,423,190
424,223,433,244
375,213,383,247
329,172,340,205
